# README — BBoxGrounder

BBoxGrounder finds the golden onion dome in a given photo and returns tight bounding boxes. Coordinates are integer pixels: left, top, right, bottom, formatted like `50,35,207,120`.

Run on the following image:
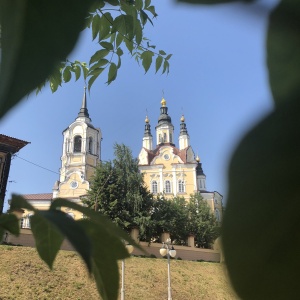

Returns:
196,155,200,162
161,97,167,107
180,114,185,122
145,115,149,123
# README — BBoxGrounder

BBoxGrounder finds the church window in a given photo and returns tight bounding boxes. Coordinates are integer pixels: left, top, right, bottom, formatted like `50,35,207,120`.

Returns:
165,180,171,193
88,137,93,154
159,134,162,143
178,180,185,193
169,133,172,143
152,180,158,194
163,133,167,142
74,135,82,153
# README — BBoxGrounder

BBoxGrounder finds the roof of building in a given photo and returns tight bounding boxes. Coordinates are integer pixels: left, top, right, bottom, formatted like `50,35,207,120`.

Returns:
22,193,53,201
0,134,30,153
142,144,194,165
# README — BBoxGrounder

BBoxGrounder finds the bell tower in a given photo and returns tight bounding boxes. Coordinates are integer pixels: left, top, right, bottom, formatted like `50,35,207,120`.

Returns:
53,88,102,200
155,97,174,146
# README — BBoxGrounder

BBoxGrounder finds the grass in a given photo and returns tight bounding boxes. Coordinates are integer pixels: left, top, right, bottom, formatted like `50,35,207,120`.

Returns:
0,245,238,299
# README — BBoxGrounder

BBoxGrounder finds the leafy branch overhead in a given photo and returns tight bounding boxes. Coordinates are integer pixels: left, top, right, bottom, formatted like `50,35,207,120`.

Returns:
45,0,172,93
0,0,171,118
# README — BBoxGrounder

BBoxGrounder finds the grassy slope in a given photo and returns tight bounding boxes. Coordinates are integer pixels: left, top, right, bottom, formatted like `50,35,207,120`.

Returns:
0,246,238,299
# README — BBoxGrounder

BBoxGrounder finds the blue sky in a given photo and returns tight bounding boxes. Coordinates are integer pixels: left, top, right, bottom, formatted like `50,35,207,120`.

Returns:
0,1,276,211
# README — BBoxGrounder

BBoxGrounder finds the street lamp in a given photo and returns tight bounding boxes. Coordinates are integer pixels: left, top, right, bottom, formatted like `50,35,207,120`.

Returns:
160,238,176,300
121,244,134,300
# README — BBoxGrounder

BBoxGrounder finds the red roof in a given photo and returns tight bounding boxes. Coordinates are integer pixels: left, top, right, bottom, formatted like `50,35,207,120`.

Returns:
22,193,53,201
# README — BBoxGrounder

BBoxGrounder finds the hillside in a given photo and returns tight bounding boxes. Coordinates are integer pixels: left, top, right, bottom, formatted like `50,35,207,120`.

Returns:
0,245,238,299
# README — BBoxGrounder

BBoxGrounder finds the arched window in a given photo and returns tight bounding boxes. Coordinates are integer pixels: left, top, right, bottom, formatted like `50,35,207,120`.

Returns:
163,133,167,142
165,180,171,193
159,134,162,143
88,137,93,154
169,133,173,143
178,180,185,193
74,135,82,153
152,180,158,194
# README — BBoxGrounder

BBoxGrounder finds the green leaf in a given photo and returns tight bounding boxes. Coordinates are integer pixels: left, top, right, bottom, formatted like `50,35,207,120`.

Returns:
37,210,92,272
81,64,89,80
124,39,134,53
99,13,112,41
50,198,140,249
145,0,151,8
100,41,114,51
117,56,122,69
159,50,166,55
89,59,109,72
111,15,126,35
165,54,173,60
141,51,154,73
267,0,300,106
0,0,96,118
63,67,72,82
92,14,101,40
222,98,300,300
73,65,81,81
30,213,64,270
116,47,124,56
90,49,110,64
155,56,163,73
162,60,169,74
146,5,158,17
116,33,124,48
89,67,105,76
0,214,20,236
79,219,129,300
10,194,36,212
107,63,118,84
135,0,143,11
135,21,143,45
140,10,149,26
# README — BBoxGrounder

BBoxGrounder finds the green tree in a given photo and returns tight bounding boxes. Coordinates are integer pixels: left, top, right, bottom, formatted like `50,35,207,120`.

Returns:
187,193,220,249
151,196,188,244
151,194,219,248
82,144,154,239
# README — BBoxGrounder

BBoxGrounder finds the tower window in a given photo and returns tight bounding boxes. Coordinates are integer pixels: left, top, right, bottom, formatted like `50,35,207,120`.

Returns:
159,134,162,143
88,137,93,154
178,180,185,193
169,133,172,143
74,135,82,153
163,133,167,142
165,180,171,193
152,180,158,194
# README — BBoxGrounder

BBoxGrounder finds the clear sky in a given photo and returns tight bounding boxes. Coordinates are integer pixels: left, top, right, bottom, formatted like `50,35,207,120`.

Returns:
0,0,276,211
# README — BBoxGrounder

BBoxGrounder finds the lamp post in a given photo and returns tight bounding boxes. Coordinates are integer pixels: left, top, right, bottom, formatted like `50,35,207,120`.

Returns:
160,238,176,300
121,244,134,300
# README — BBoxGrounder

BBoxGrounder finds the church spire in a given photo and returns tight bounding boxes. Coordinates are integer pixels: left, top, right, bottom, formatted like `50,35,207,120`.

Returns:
143,115,153,150
179,114,190,149
77,87,90,120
